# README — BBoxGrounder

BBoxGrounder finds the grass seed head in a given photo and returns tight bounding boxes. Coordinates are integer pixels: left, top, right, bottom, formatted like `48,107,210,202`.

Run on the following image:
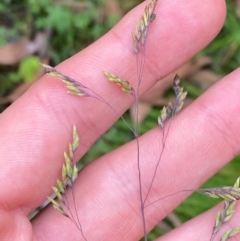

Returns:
103,71,134,95
198,187,240,201
132,0,158,53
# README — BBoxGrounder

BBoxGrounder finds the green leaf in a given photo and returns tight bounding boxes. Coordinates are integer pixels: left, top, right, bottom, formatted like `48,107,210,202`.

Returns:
19,56,40,82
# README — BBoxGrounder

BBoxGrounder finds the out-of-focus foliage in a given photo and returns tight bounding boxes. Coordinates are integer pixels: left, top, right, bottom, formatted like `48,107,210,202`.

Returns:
0,0,119,62
0,0,120,111
200,1,240,74
19,56,40,82
28,0,118,63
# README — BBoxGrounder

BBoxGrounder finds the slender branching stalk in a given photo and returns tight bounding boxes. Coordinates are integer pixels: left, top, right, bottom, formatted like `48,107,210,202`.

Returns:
132,2,187,238
143,75,187,206
131,1,159,240
145,178,240,207
144,177,240,241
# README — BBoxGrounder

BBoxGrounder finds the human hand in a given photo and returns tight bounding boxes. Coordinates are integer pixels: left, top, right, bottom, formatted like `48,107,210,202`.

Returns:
1,1,237,241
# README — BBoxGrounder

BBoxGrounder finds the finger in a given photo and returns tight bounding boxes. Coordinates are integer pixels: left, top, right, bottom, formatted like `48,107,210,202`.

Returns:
32,46,240,241
0,0,225,215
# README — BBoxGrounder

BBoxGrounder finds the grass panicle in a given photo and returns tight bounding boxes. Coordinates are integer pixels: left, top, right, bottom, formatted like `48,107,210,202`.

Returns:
144,75,187,208
158,75,187,128
211,200,236,240
41,64,90,97
132,0,158,53
41,64,135,134
103,71,135,95
132,3,159,240
198,178,240,202
48,125,87,241
209,177,240,241
197,186,240,201
172,75,188,115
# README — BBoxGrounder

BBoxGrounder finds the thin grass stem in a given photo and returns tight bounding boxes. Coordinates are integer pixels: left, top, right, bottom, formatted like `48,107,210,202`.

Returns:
71,185,87,241
132,2,159,239
143,122,171,206
144,189,197,208
62,194,80,229
134,40,148,241
71,79,136,134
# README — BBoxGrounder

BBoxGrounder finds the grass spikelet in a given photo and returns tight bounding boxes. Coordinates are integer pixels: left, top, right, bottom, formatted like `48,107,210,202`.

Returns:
62,163,67,184
210,177,240,241
48,196,69,217
52,186,63,201
64,151,74,186
158,106,167,128
65,85,89,97
158,103,173,128
57,179,65,193
221,227,240,241
103,71,134,95
49,125,80,198
197,186,240,201
158,75,186,128
173,75,187,114
72,165,78,183
41,64,90,97
69,143,74,160
233,177,240,188
72,125,79,152
212,200,236,237
132,0,158,53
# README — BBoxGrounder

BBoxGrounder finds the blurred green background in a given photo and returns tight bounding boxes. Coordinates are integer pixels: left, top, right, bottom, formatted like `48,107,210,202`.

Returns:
1,0,240,240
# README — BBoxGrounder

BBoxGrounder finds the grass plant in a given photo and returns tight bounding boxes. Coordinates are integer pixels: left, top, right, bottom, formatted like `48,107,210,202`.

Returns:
43,1,240,240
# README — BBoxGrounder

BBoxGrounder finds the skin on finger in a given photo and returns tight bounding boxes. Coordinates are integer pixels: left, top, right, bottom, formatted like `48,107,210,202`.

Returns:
155,202,240,241
0,209,33,241
32,69,240,240
0,0,226,240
